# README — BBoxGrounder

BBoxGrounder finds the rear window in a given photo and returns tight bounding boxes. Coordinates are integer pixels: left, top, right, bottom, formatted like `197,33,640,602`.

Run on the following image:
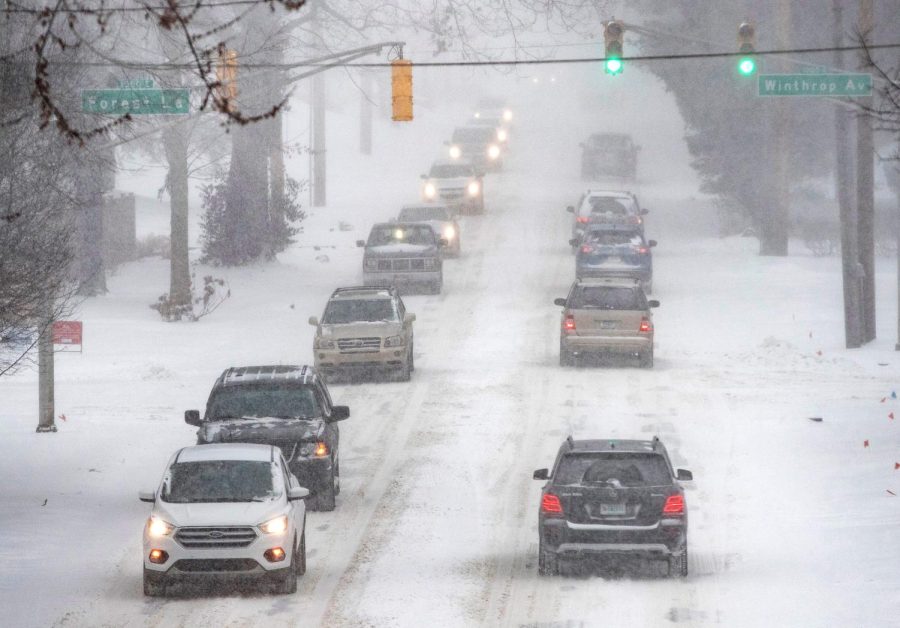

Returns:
570,286,646,310
555,453,672,487
368,225,436,246
580,196,637,217
398,207,450,222
584,231,643,246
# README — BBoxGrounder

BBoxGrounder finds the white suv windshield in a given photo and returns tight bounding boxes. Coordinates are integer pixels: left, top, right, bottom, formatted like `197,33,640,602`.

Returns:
323,299,399,324
162,460,278,503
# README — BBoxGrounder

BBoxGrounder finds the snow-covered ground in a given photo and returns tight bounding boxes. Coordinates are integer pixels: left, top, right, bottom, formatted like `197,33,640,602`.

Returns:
2,66,900,627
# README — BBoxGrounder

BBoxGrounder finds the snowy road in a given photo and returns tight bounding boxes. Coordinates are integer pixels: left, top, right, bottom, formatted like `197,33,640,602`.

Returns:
3,111,900,627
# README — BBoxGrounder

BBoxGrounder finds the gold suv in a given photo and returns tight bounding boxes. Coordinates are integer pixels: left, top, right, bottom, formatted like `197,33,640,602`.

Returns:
309,286,416,382
554,277,659,368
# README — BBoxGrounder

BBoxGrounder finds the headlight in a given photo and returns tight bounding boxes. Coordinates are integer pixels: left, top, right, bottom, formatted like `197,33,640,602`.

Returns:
384,335,406,347
443,225,456,240
467,181,480,197
259,515,288,535
314,337,335,349
503,109,513,121
449,145,462,159
147,516,174,538
424,182,437,199
473,111,481,119
488,144,501,160
497,129,508,142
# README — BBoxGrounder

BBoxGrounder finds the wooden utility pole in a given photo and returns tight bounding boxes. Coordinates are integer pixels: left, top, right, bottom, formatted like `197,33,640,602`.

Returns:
834,0,863,348
857,0,876,343
162,123,191,307
36,313,56,433
764,0,792,256
311,2,327,207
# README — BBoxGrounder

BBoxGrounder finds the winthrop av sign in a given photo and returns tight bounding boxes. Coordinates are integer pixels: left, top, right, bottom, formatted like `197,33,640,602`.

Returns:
758,73,873,97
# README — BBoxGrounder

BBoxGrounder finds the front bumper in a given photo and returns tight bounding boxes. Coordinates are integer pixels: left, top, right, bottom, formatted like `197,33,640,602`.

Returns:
541,518,686,559
561,334,652,355
364,270,441,290
315,346,409,372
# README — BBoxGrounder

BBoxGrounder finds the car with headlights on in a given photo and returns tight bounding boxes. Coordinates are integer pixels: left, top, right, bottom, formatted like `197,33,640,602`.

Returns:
445,125,503,173
421,159,484,215
533,436,692,577
567,189,647,248
472,97,513,126
572,224,656,292
139,443,309,596
357,222,444,294
185,365,349,511
555,277,659,368
309,286,416,382
397,203,461,257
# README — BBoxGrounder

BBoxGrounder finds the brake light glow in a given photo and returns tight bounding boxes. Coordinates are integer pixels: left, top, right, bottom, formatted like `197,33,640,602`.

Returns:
637,247,648,254
580,245,593,254
541,493,563,516
639,317,652,333
563,315,576,333
662,494,684,515
576,217,589,224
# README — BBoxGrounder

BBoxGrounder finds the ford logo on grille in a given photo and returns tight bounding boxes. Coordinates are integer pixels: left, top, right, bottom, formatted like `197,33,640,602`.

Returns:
208,531,225,539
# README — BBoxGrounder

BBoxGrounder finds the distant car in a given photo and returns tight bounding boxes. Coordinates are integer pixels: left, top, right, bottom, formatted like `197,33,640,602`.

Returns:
572,224,656,292
446,126,503,173
397,203,461,257
357,222,444,294
309,286,416,382
533,436,692,577
185,365,350,511
472,97,513,126
421,159,484,215
555,277,658,368
470,115,510,144
140,443,309,596
567,189,647,246
580,132,639,180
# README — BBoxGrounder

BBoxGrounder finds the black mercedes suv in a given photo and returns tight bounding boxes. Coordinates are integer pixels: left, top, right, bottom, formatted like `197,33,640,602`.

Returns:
185,365,350,511
533,436,692,577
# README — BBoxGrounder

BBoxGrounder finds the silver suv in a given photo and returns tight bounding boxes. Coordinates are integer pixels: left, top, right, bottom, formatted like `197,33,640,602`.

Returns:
357,222,444,294
309,287,416,382
555,277,659,368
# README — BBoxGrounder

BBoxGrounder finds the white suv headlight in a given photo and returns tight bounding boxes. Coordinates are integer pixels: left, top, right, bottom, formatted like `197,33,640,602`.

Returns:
488,144,501,160
384,335,406,348
259,515,289,535
449,145,462,159
315,337,335,349
147,516,175,538
424,182,437,199
497,129,508,142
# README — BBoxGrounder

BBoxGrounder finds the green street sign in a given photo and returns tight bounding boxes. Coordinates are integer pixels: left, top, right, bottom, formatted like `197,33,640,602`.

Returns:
82,89,190,114
757,73,872,97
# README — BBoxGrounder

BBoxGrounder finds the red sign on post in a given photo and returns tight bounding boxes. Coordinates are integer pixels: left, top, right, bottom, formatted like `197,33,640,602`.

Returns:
52,321,83,352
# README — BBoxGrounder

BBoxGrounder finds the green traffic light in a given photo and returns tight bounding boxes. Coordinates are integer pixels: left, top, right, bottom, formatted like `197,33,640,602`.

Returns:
738,57,756,76
605,57,623,75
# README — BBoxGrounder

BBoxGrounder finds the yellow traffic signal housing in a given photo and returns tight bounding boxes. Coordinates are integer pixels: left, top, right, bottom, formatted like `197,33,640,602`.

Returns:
216,49,238,110
603,20,625,75
391,59,413,122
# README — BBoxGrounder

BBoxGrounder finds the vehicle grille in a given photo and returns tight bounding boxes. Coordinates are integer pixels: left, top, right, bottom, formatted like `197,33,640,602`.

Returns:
172,559,259,573
374,259,429,272
175,526,257,549
336,337,381,353
439,188,465,201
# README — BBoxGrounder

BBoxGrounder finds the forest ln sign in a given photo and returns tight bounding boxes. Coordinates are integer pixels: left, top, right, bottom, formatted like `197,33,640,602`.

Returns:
758,73,873,97
82,89,190,114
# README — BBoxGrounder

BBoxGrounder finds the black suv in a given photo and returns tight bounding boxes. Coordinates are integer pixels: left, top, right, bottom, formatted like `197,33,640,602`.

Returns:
185,365,350,511
533,436,692,577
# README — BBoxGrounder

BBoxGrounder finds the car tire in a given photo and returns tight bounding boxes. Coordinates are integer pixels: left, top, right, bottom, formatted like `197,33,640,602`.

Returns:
396,357,412,382
274,546,298,594
296,530,307,577
142,569,166,597
312,471,337,511
669,545,688,578
408,345,415,372
538,539,559,576
640,347,654,369
559,342,575,367
334,458,340,495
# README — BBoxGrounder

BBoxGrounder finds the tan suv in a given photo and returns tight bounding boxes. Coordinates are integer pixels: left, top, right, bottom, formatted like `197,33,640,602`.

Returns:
554,278,659,368
309,286,416,382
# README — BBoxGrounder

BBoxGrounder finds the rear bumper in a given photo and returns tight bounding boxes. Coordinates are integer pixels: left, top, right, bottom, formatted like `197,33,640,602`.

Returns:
288,455,333,494
575,267,650,283
541,518,686,558
561,334,652,354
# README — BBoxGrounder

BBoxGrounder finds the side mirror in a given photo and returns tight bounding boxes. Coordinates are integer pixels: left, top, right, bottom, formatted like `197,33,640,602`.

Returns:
648,300,660,308
640,208,649,216
330,406,350,421
308,316,319,326
138,490,156,503
648,240,657,248
676,469,693,481
568,238,578,247
553,298,567,307
184,410,201,426
566,205,575,213
533,468,550,480
356,240,366,248
404,313,416,324
288,486,310,501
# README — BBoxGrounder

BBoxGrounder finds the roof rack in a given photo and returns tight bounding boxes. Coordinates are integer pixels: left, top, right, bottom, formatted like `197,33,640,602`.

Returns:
651,435,661,450
566,435,575,448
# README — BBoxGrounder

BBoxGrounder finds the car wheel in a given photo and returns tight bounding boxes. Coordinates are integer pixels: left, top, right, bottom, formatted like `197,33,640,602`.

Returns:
296,530,307,577
669,545,688,578
142,569,166,597
538,538,559,576
312,471,337,511
396,357,412,382
408,345,415,372
559,341,575,367
334,458,340,495
640,347,654,369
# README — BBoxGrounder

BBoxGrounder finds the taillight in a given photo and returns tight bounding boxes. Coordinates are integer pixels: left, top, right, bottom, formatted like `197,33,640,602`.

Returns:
639,317,652,333
563,315,576,333
541,493,563,516
662,494,684,515
576,216,589,224
637,247,648,254
580,245,593,254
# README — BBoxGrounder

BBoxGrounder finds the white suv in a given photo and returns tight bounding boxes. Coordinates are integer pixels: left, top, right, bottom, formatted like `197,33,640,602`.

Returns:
139,443,309,596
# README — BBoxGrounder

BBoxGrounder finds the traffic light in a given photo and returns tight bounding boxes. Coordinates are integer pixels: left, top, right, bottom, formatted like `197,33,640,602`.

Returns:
737,22,756,76
215,48,238,110
603,20,625,75
391,59,413,122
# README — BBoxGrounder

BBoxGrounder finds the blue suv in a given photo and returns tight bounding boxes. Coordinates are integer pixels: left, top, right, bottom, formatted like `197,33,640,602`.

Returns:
571,224,656,293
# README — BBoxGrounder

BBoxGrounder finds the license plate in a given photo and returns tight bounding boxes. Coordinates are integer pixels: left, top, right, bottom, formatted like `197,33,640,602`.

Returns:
605,256,622,264
599,320,617,329
600,503,627,515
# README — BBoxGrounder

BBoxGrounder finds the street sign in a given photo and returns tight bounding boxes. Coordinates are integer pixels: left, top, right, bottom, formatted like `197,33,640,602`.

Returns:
758,73,872,97
52,321,82,352
82,89,190,114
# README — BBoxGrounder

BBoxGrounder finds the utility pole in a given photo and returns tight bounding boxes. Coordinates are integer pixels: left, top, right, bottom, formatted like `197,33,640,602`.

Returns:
311,2,327,207
36,311,56,433
857,0,876,343
885,162,900,350
360,69,373,155
765,0,792,256
834,0,863,348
